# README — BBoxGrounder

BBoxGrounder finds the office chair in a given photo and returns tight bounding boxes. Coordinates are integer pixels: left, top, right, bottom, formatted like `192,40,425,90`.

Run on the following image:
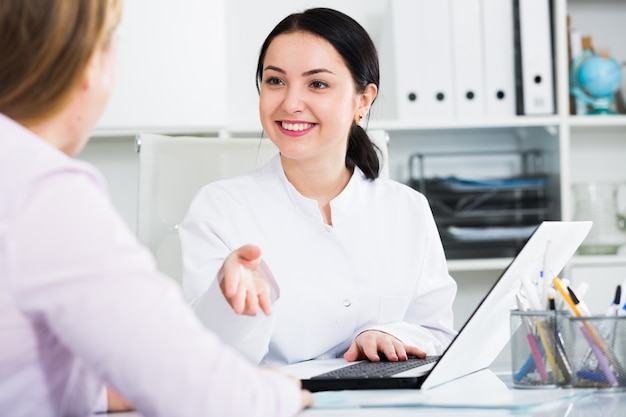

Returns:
135,130,389,283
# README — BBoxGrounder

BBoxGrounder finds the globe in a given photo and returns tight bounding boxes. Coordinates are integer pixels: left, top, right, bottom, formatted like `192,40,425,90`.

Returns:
570,50,622,114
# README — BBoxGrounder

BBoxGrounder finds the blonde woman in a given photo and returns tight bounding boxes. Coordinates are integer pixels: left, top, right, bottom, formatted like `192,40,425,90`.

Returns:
0,1,312,416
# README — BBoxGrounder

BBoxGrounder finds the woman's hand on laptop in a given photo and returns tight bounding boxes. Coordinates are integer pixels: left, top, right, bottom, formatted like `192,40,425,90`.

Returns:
220,244,273,316
343,330,427,362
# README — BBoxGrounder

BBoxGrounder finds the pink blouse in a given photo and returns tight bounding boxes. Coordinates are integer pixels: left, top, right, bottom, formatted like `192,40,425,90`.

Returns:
0,114,301,417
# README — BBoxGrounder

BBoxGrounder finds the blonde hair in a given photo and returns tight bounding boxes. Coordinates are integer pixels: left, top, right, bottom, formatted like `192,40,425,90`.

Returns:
0,0,122,125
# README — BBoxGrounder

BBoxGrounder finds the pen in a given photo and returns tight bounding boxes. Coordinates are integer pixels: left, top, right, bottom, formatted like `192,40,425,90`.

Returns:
522,290,562,383
606,285,622,317
576,370,612,387
521,274,543,311
514,345,537,382
552,277,583,317
548,293,556,311
553,277,620,385
567,286,592,317
515,295,547,383
535,315,562,382
575,281,589,301
568,285,623,370
579,324,618,387
540,240,551,309
606,285,622,347
548,293,572,384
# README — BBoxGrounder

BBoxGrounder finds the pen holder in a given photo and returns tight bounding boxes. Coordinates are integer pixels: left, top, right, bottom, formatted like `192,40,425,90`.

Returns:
561,315,626,388
510,310,571,388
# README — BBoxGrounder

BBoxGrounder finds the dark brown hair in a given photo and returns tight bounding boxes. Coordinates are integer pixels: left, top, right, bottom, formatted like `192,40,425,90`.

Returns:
256,8,382,179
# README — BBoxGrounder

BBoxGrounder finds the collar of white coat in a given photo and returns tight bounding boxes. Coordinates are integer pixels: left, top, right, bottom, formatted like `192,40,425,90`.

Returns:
266,154,370,227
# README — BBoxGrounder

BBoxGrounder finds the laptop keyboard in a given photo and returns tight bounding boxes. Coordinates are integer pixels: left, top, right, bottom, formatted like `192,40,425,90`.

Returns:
311,355,441,379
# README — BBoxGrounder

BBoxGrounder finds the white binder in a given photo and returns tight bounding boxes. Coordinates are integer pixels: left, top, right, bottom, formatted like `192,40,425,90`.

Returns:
382,0,454,121
481,0,516,118
450,0,485,119
568,27,587,115
513,0,556,115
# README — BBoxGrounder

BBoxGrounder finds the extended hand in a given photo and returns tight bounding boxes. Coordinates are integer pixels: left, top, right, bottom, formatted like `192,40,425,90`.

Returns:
107,386,133,412
220,244,272,316
288,376,315,410
343,330,426,362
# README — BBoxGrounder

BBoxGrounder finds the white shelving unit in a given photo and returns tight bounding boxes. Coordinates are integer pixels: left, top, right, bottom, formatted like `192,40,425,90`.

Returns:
367,0,626,317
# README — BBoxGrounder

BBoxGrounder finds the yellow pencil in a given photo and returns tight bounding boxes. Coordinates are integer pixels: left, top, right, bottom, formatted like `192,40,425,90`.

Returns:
534,317,562,382
552,277,582,317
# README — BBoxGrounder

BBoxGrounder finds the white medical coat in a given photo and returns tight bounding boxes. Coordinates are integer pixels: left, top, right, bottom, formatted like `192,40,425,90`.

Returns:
180,155,457,366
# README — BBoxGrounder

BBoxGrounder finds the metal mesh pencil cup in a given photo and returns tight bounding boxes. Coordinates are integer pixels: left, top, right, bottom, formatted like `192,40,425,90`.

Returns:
561,315,626,389
510,310,571,387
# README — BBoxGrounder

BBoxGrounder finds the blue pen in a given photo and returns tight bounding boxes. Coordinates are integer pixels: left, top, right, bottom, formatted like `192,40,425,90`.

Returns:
514,353,536,382
576,370,612,386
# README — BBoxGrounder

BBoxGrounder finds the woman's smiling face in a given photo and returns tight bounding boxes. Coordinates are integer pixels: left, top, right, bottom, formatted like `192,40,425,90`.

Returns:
258,31,364,165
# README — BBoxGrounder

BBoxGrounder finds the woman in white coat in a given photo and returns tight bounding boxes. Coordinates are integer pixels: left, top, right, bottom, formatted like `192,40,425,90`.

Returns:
0,1,311,416
179,8,457,367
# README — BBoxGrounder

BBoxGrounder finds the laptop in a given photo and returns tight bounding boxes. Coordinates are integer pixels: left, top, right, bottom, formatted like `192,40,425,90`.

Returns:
282,221,593,392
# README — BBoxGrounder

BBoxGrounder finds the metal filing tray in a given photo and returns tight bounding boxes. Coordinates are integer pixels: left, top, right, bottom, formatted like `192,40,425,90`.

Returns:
408,150,550,259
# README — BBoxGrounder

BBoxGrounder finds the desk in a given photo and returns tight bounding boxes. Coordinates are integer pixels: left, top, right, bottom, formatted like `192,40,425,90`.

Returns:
106,370,626,416
108,392,625,416
302,394,625,416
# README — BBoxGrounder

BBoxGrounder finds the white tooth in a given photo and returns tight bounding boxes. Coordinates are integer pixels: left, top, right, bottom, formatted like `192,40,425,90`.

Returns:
282,122,311,131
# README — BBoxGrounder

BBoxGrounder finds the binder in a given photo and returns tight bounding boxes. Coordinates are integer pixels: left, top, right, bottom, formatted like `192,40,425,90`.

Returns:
568,26,587,115
450,0,485,119
481,0,517,118
513,0,556,115
381,0,454,121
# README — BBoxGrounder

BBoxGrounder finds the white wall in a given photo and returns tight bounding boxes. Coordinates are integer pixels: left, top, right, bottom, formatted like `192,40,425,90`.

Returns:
77,137,139,230
97,0,227,132
225,0,388,127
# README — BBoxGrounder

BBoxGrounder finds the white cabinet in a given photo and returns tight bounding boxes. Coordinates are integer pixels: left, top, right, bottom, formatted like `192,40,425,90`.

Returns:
95,0,227,135
564,0,626,312
367,0,626,292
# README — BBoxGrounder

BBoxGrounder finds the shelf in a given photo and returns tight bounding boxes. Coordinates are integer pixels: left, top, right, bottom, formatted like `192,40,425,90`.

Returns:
447,258,512,272
89,114,626,138
567,115,626,128
447,254,626,273
569,0,625,3
369,117,561,132
91,125,225,138
570,254,626,266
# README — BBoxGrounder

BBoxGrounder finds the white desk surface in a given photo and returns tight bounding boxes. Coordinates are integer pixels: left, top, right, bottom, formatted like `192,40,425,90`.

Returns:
108,394,625,417
106,368,626,416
